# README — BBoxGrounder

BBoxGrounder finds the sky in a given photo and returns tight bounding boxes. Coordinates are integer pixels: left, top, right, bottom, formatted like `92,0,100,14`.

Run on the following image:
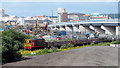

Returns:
1,0,119,2
1,2,118,17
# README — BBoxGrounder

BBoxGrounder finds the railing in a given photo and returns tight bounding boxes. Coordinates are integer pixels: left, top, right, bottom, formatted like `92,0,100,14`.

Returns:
49,19,118,26
60,19,118,23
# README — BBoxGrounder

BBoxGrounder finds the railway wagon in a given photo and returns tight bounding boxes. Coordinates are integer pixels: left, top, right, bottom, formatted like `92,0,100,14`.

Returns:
46,40,73,47
24,37,114,49
24,39,45,49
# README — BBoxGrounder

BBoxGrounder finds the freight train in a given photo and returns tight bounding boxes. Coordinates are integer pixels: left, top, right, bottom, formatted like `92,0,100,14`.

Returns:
24,37,115,50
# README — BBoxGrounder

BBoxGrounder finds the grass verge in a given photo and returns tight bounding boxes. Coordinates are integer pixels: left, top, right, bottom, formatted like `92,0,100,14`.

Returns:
19,40,119,57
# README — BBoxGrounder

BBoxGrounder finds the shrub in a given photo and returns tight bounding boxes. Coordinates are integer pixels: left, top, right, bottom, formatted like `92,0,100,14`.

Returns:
111,39,120,44
49,47,61,53
67,43,74,48
95,42,111,46
104,43,111,46
49,47,57,52
97,43,103,46
60,43,74,49
90,43,95,46
2,29,32,63
60,44,67,49
41,48,49,54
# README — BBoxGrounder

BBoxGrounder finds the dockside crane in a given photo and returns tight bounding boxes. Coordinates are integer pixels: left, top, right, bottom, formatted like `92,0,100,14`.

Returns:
33,19,39,35
14,23,19,30
35,18,38,29
6,22,13,30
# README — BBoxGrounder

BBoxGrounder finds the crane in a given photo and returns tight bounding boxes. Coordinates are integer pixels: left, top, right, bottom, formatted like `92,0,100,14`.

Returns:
35,18,38,29
32,19,39,35
14,23,19,29
6,22,12,30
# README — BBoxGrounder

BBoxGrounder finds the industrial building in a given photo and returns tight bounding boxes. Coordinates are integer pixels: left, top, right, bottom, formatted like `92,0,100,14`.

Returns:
0,8,5,17
90,13,110,20
68,13,86,21
58,8,68,22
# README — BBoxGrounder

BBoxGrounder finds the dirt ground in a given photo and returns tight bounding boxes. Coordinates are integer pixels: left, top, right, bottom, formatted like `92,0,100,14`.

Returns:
3,46,118,66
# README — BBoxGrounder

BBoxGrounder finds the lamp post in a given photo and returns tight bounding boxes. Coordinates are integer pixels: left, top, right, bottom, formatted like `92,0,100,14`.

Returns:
72,26,74,39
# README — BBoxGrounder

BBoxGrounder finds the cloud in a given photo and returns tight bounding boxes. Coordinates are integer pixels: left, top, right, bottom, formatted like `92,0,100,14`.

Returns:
1,0,119,2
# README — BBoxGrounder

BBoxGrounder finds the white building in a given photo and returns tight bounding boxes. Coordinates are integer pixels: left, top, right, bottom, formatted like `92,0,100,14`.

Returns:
57,8,66,22
0,8,5,17
17,18,24,26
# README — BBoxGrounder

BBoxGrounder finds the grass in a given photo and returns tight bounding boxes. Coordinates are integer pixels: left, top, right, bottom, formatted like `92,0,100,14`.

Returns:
19,40,119,57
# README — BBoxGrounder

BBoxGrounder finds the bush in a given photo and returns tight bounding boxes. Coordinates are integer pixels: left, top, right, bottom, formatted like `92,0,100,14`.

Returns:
40,48,49,54
90,43,95,46
111,39,120,44
49,47,57,53
104,43,111,46
60,43,74,49
94,42,111,46
49,47,61,53
67,43,74,48
97,43,103,46
60,44,67,49
2,29,32,63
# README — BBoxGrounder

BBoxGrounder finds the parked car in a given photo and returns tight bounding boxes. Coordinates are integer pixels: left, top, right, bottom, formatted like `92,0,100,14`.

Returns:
50,35,62,40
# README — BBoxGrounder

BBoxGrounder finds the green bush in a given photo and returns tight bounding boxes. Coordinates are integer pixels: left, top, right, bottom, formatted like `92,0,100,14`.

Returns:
94,42,110,46
104,43,111,46
36,47,61,55
49,47,61,53
49,47,57,53
67,43,74,48
2,29,32,63
60,43,74,49
97,43,103,46
111,39,120,44
40,48,49,54
60,44,67,49
90,43,95,46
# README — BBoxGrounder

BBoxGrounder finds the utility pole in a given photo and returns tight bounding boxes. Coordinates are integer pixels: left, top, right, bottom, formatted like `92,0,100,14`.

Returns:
114,11,115,20
51,10,53,23
72,26,74,39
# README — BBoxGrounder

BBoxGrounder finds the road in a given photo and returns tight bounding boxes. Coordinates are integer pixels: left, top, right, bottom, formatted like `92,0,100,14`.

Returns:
3,46,118,66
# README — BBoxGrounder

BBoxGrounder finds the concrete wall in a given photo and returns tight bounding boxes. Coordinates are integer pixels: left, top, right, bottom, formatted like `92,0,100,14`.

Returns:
90,25,105,33
101,25,115,35
116,26,120,36
65,25,72,31
49,22,119,36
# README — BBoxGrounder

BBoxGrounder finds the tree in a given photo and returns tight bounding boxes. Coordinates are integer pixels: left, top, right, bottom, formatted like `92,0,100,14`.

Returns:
2,29,31,63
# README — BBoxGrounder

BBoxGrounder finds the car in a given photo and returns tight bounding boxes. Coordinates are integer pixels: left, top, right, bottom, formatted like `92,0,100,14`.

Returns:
50,35,62,40
56,36,62,40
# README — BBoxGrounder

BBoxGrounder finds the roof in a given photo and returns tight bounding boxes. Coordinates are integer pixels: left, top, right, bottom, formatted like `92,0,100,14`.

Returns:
68,13,85,15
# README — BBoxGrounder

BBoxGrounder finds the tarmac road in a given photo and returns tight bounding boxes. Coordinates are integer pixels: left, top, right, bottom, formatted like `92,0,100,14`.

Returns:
3,46,118,66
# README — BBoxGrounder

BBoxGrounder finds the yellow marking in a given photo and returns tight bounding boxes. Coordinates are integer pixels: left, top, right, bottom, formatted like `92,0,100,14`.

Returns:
24,39,31,47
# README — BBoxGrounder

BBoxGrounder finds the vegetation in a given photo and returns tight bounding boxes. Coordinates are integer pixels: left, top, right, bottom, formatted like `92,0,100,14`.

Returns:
60,43,74,49
19,39,120,56
49,47,61,53
20,47,62,56
2,29,32,63
90,43,95,46
0,32,2,65
111,39,120,44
